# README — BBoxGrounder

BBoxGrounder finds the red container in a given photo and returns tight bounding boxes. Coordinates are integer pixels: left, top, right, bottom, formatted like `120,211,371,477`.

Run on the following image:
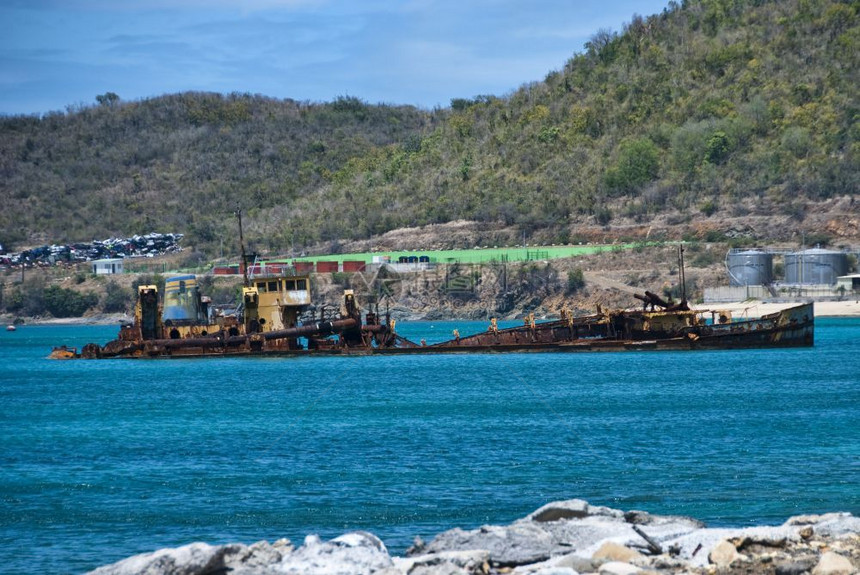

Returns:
316,261,338,273
212,266,234,275
293,261,314,273
342,261,366,272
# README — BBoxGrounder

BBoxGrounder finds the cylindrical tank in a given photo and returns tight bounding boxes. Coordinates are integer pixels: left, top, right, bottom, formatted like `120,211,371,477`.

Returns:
784,248,848,285
727,250,773,286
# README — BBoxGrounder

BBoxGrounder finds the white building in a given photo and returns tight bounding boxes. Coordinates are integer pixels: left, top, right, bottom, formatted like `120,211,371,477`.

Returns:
92,258,124,275
836,274,860,295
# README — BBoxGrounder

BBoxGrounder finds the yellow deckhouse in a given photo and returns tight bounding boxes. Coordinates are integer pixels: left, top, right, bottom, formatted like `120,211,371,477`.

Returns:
242,267,312,335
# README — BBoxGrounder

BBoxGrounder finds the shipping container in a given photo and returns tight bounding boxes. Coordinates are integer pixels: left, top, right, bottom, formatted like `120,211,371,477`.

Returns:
316,261,338,273
342,261,366,272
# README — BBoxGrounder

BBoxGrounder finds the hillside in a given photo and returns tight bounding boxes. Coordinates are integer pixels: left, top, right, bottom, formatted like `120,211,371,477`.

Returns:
286,0,858,249
0,94,438,251
1,0,858,256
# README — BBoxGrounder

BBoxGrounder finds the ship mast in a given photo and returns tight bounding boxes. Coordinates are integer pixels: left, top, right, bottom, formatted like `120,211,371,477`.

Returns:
236,205,249,288
678,245,687,303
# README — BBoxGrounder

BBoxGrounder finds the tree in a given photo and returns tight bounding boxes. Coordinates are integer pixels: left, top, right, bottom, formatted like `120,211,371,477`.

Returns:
704,130,731,164
95,92,120,107
605,138,661,194
566,268,586,294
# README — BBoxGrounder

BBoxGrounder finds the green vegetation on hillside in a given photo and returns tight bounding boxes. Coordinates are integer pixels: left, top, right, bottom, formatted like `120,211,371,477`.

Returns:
0,94,435,250
1,0,857,256
295,0,857,243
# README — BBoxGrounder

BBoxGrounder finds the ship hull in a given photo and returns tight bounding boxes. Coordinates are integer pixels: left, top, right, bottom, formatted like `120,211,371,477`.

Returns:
60,303,813,359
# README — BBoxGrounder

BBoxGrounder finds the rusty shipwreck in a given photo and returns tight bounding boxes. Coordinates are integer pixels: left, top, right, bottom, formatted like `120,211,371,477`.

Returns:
51,267,814,359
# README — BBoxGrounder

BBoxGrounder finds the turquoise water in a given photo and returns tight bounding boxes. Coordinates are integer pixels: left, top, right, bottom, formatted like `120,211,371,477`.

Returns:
1,319,858,574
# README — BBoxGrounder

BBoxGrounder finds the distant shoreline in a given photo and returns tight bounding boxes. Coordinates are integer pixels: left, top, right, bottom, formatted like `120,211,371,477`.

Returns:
3,313,131,327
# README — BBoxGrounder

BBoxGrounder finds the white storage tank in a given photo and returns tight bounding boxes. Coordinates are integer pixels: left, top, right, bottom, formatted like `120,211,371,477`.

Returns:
784,248,848,285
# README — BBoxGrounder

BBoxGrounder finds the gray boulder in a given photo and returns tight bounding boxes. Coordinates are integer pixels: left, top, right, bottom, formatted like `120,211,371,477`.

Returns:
86,542,245,575
394,549,490,575
420,499,705,567
421,521,555,567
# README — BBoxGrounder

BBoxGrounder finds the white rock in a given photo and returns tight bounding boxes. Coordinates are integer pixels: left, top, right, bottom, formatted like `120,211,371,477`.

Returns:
512,553,594,574
279,531,394,574
812,552,855,575
520,567,580,575
592,541,645,564
332,531,388,553
598,561,641,575
708,539,742,566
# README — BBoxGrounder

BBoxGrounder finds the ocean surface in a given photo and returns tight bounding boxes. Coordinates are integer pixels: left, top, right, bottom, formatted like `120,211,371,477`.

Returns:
1,318,858,574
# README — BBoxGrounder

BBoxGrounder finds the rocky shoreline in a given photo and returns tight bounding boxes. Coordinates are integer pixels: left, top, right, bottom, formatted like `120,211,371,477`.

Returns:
88,500,859,575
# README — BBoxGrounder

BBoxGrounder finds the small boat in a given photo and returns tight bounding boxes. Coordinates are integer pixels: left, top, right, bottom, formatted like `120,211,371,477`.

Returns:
6,325,16,332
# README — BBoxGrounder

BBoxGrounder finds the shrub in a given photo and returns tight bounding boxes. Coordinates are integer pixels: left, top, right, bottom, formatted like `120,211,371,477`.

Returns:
44,286,98,317
567,268,586,294
331,272,351,287
102,281,132,313
594,206,613,226
700,199,718,216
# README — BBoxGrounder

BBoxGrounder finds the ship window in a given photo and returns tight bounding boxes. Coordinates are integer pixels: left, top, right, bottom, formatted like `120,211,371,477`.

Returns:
296,279,307,290
284,279,296,291
268,281,278,292
256,282,267,293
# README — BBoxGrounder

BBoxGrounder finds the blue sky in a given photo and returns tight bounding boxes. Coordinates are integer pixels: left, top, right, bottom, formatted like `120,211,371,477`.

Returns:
0,0,670,116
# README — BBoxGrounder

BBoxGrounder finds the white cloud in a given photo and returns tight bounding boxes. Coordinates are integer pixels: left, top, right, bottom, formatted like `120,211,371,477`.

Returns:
0,0,672,114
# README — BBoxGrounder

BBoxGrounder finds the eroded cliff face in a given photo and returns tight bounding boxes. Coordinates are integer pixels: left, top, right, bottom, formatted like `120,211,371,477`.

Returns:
328,198,860,257
311,245,726,322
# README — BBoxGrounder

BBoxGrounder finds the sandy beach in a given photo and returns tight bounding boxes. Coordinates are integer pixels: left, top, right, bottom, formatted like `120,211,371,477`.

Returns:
693,300,860,318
